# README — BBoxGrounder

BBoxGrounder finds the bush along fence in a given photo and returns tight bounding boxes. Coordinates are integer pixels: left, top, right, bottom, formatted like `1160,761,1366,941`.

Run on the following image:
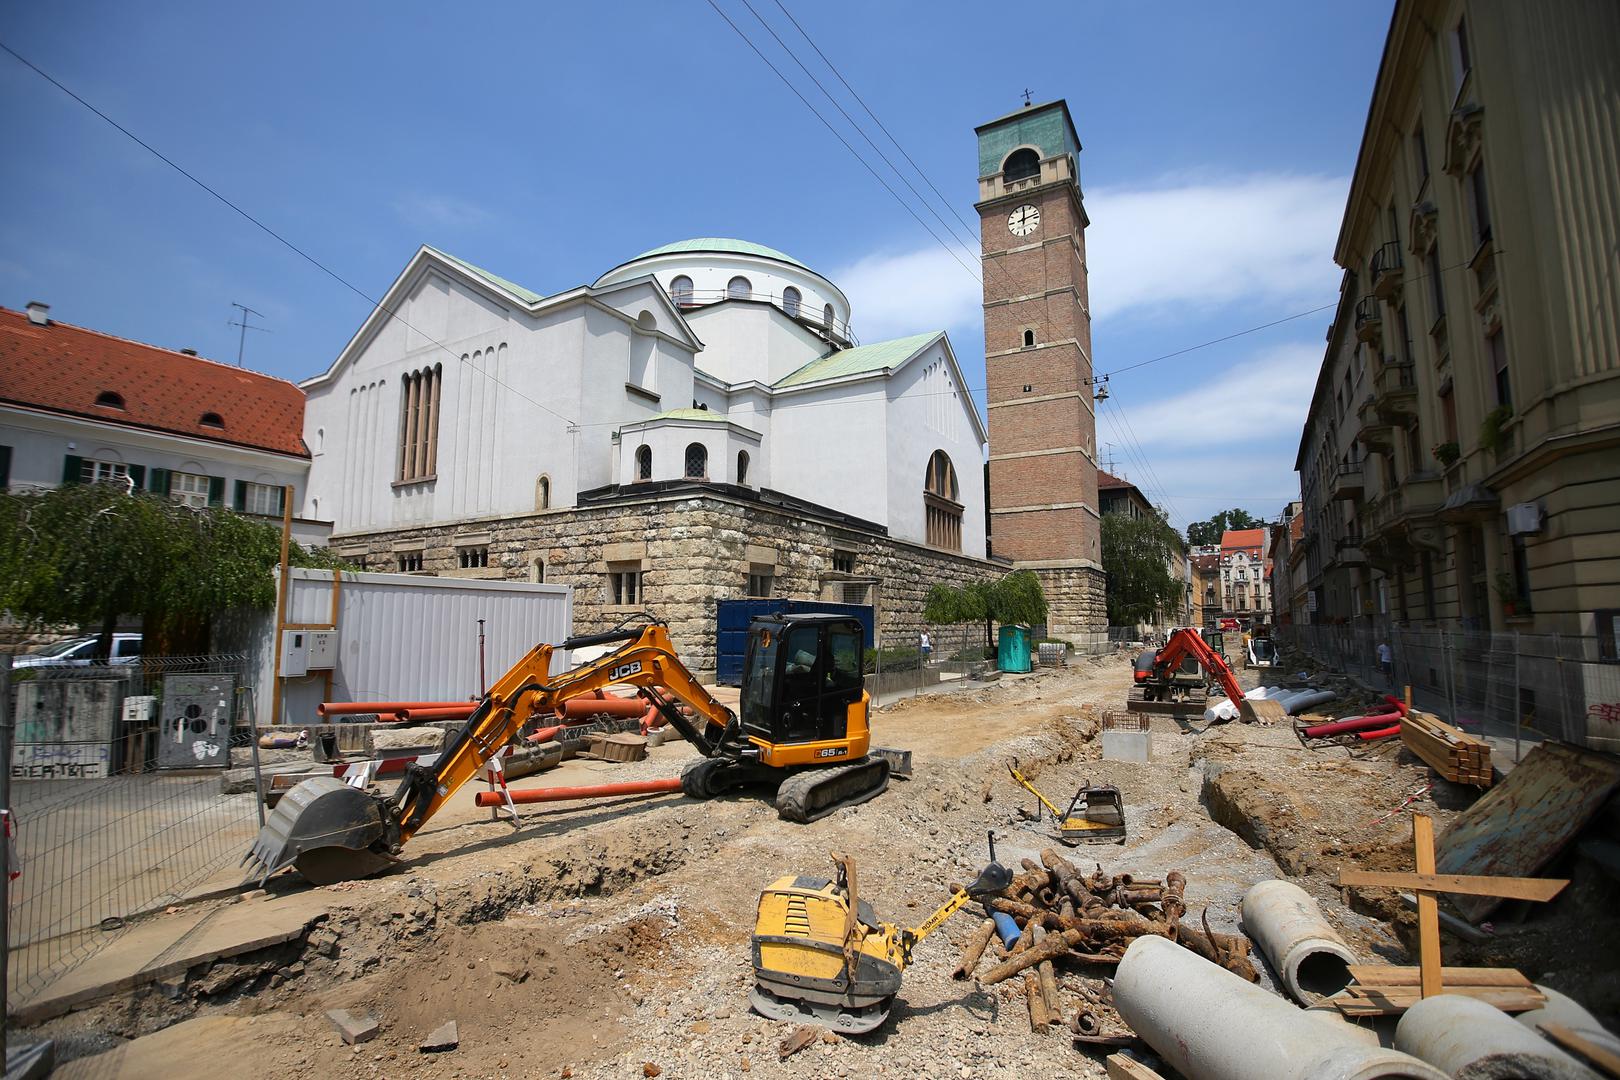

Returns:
3,653,264,1010
1278,624,1620,762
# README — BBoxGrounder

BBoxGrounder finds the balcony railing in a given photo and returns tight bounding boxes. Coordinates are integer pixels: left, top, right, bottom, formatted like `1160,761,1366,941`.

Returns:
1372,359,1417,421
1330,461,1364,501
1371,241,1404,300
1354,296,1383,343
670,289,858,346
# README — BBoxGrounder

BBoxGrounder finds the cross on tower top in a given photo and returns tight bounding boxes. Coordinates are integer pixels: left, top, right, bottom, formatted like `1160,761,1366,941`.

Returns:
1021,88,1034,106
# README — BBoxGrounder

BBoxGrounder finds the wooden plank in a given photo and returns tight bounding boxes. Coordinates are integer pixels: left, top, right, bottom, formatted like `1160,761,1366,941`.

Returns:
1337,870,1569,902
1106,1054,1170,1080
1346,965,1532,988
1414,814,1442,999
1539,1022,1620,1079
1330,986,1544,1016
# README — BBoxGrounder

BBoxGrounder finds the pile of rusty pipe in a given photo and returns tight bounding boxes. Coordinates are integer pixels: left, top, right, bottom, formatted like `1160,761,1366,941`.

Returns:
474,777,683,806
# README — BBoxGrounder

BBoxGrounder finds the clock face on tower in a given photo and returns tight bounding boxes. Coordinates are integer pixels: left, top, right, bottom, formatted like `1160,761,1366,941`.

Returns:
1007,204,1040,237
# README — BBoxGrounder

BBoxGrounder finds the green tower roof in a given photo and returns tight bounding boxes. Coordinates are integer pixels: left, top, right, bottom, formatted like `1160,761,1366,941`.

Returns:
975,99,1082,178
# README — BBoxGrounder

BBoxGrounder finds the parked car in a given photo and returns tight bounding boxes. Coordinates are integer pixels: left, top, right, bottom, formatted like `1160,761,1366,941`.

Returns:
11,634,143,669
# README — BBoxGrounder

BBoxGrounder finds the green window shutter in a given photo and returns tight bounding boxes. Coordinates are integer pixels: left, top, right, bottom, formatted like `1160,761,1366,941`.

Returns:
0,445,11,489
127,464,145,489
207,476,225,507
233,480,247,511
147,468,170,495
276,486,287,516
62,454,83,485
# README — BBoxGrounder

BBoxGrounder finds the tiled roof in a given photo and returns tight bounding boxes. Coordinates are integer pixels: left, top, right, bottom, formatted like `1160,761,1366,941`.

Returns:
1220,528,1265,551
0,308,307,457
775,332,940,388
1098,469,1131,489
426,247,546,304
629,238,810,271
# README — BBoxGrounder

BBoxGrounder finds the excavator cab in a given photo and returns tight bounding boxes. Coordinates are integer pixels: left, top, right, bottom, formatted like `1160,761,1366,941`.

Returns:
739,615,867,747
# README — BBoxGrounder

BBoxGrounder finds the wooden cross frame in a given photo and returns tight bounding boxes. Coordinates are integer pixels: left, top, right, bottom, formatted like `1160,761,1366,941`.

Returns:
1337,813,1569,999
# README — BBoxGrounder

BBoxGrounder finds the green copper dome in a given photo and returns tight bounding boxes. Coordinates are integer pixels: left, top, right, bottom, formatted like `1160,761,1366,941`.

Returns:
629,238,810,271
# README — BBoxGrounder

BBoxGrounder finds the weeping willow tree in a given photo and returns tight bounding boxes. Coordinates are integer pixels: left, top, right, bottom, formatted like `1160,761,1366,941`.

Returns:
924,569,1049,652
0,483,344,656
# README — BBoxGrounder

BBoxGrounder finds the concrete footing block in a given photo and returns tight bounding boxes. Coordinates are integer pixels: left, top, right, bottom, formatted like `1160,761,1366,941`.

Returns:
326,1008,379,1045
1102,729,1151,762
420,1020,459,1053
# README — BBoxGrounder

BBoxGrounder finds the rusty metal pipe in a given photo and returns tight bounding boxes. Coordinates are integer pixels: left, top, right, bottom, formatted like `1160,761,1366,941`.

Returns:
952,918,998,980
474,778,683,806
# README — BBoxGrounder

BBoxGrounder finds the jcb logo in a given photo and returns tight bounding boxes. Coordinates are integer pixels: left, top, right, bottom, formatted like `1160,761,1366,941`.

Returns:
610,661,643,680
816,747,847,758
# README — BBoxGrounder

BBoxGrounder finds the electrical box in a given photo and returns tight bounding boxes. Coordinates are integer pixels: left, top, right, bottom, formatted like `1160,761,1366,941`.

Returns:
1506,502,1543,536
306,630,337,671
281,630,309,677
122,695,158,724
157,674,235,769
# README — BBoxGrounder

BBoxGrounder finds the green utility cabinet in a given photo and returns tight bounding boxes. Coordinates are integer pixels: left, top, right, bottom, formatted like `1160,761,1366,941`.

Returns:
997,625,1033,673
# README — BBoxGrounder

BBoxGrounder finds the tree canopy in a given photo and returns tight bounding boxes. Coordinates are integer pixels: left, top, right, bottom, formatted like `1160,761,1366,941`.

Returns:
924,570,1049,648
1102,510,1184,626
0,483,342,654
1185,507,1264,547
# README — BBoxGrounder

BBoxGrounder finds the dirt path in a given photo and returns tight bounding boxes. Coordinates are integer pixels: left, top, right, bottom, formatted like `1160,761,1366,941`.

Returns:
35,654,1550,1079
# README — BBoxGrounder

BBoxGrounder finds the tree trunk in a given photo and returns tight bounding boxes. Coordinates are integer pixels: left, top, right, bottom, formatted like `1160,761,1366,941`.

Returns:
94,611,117,660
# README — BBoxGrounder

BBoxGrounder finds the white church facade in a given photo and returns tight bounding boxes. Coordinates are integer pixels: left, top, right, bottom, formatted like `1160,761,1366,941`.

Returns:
301,239,998,674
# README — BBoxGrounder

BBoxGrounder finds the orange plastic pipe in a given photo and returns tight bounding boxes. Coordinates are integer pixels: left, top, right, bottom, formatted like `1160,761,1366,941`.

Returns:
558,697,646,719
317,701,468,716
396,705,478,722
474,778,683,806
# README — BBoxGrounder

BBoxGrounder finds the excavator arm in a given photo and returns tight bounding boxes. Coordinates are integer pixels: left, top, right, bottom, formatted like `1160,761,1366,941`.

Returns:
392,620,737,841
1147,629,1247,705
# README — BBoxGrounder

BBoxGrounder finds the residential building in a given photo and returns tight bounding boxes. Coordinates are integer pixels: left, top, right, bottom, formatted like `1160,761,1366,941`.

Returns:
1217,528,1272,626
0,303,324,545
1295,0,1620,639
977,100,1107,643
1191,547,1221,627
1268,502,1305,626
301,239,994,678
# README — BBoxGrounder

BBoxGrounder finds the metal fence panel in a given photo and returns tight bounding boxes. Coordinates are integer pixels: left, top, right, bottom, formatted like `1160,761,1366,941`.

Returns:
5,654,261,1010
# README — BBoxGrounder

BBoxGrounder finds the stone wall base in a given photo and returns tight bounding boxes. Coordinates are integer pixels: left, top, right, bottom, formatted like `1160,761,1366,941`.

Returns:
1028,564,1109,647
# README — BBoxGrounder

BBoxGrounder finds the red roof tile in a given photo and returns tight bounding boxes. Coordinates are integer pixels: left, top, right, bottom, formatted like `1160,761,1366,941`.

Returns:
0,308,307,457
1220,528,1265,552
1098,469,1131,489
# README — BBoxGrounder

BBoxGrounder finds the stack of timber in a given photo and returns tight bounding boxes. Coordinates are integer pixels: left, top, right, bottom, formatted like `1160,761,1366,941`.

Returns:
1401,709,1492,787
1323,965,1544,1017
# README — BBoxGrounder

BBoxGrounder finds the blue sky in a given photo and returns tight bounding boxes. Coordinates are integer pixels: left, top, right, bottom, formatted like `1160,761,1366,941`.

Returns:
0,1,1393,530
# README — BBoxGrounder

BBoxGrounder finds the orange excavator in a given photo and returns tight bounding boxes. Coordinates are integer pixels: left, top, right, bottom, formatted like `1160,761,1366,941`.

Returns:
1128,628,1286,723
244,615,891,885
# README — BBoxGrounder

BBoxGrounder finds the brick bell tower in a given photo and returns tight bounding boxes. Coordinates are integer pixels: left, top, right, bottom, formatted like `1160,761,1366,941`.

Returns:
976,99,1106,644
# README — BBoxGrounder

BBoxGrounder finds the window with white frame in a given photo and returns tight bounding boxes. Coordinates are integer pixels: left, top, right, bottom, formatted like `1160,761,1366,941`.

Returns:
244,482,282,516
81,459,130,485
172,471,210,509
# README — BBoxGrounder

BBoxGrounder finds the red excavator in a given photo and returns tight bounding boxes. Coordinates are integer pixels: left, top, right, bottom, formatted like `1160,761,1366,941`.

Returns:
1128,628,1286,723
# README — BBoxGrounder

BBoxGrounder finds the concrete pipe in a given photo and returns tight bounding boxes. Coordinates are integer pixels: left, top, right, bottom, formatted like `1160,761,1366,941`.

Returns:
1518,985,1620,1059
1395,994,1598,1080
1112,936,1448,1080
1240,880,1358,1005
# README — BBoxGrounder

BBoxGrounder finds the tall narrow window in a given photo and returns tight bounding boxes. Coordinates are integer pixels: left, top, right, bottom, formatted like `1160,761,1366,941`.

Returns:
635,444,652,481
823,303,835,330
536,475,551,510
781,286,801,318
1412,124,1430,192
669,275,694,307
397,364,441,483
736,450,749,486
924,449,962,551
1426,248,1446,324
1466,162,1493,248
1451,16,1472,95
1440,383,1458,445
726,276,751,300
1487,330,1511,409
1022,329,1036,348
684,442,707,479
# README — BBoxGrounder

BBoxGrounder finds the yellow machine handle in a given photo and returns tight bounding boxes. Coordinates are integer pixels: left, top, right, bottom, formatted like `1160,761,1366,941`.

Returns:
906,885,972,946
1008,764,1066,820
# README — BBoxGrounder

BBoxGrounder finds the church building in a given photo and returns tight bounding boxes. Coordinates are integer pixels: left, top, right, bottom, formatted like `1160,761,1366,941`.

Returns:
300,239,993,676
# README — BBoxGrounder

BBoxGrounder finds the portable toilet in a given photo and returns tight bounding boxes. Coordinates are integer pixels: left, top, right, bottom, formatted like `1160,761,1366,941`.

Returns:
997,625,1032,673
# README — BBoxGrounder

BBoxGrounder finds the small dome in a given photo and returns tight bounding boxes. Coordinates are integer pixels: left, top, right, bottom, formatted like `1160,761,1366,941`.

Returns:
626,238,810,271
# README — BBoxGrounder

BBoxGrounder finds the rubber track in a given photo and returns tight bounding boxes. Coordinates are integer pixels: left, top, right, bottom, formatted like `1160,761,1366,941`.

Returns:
775,758,890,823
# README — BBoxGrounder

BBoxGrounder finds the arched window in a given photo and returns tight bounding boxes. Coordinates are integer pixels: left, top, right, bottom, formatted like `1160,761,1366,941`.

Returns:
536,474,551,510
1003,147,1040,183
823,303,835,330
635,444,652,481
726,276,751,300
669,275,694,307
531,557,545,584
1022,329,1036,348
684,442,708,479
737,450,750,486
924,450,962,551
781,286,801,317
95,391,125,409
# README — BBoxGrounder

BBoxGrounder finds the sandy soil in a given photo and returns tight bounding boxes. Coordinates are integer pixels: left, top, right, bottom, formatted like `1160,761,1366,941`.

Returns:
29,653,1618,1079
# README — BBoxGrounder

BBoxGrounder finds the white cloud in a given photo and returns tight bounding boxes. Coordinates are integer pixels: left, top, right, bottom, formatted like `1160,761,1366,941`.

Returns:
1086,173,1347,322
832,245,983,342
391,192,493,231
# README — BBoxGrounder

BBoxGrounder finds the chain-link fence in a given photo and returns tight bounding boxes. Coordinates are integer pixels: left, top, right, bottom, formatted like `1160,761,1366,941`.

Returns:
1277,625,1620,761
5,653,264,1010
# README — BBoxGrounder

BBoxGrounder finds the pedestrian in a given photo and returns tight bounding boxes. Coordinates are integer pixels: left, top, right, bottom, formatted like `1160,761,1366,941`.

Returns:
1376,639,1393,688
919,630,932,665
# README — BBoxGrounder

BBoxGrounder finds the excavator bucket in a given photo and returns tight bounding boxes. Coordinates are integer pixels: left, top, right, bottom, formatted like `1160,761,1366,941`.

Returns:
1239,697,1288,725
241,775,391,886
